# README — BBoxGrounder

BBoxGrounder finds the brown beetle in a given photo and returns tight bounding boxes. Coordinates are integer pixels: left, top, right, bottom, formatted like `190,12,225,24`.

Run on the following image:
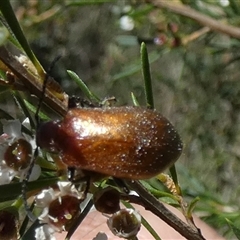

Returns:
37,106,182,179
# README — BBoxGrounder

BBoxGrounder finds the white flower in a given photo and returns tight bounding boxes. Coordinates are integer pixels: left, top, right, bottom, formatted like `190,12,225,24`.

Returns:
35,224,56,240
219,0,229,7
35,181,83,233
119,16,134,31
2,119,22,138
0,159,16,184
35,188,56,209
0,119,40,184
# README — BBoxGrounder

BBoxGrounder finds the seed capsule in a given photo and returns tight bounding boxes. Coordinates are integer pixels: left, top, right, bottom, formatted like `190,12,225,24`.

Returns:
37,106,182,179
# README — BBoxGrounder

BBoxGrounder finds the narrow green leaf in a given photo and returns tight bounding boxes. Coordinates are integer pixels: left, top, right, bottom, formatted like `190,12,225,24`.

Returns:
65,0,115,7
140,180,179,201
140,42,154,109
0,177,59,202
141,215,162,240
187,197,200,219
18,201,35,237
169,165,179,188
113,63,142,81
23,99,50,121
0,27,9,46
131,92,140,106
67,70,99,101
35,155,57,171
0,15,22,49
112,51,160,81
122,201,161,240
0,0,45,79
226,219,240,239
14,92,35,129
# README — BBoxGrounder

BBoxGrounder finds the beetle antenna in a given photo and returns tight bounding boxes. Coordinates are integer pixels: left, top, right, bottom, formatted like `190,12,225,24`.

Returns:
21,148,39,221
22,56,61,221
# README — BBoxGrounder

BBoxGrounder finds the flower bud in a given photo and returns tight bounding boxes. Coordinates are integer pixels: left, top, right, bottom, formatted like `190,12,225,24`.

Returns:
93,187,120,214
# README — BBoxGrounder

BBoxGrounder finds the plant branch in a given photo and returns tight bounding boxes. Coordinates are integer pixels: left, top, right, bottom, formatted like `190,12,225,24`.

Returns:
146,0,240,39
0,46,68,116
125,180,206,240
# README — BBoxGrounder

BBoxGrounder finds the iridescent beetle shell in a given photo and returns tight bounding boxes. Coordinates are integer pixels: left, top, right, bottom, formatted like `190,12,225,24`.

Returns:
37,106,182,179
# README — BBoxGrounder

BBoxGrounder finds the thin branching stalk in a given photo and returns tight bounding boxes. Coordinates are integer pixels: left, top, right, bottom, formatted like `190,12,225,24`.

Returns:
146,0,240,39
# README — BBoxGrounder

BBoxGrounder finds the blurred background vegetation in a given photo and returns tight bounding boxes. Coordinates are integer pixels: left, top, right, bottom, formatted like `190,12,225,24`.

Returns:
6,0,240,238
